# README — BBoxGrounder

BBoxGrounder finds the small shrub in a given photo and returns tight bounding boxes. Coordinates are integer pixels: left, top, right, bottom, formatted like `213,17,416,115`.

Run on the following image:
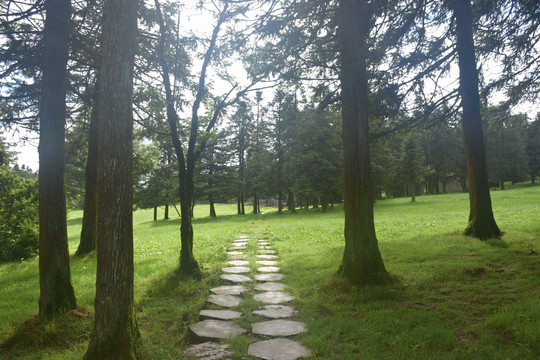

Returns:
0,167,39,262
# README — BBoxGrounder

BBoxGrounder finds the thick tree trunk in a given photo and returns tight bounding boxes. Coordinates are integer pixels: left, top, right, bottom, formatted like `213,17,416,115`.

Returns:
153,206,158,221
77,83,99,255
38,0,76,320
178,175,200,277
84,0,140,358
287,190,295,212
453,0,501,239
164,203,169,220
337,0,387,286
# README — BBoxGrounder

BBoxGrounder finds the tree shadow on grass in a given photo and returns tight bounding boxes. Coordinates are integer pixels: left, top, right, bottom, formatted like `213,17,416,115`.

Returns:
486,237,509,248
134,269,215,359
0,309,92,357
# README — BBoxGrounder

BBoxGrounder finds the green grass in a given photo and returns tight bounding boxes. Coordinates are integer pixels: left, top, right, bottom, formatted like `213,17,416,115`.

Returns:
0,188,538,359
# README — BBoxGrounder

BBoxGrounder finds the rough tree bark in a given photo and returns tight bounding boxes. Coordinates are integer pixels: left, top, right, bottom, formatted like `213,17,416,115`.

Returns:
453,0,502,239
77,85,98,255
337,0,388,285
83,0,140,357
38,0,77,320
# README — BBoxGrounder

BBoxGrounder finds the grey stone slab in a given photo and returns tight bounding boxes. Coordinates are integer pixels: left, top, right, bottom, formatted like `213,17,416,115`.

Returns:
258,241,270,245
229,245,247,250
259,246,272,250
254,291,294,304
183,341,233,359
253,305,298,319
189,320,246,341
220,274,252,283
255,282,286,292
252,319,307,337
248,339,310,360
232,242,248,246
255,273,284,282
256,254,278,260
210,285,248,295
237,235,250,239
228,260,249,266
226,251,244,256
259,249,276,254
228,254,247,260
257,266,280,273
206,294,242,307
256,260,278,266
222,266,251,274
200,309,242,320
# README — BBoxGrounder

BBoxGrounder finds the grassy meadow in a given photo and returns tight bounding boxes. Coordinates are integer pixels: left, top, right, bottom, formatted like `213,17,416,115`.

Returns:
0,185,538,359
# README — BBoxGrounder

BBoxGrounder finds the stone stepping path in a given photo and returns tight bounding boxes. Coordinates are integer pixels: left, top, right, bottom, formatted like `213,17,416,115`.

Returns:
184,234,310,359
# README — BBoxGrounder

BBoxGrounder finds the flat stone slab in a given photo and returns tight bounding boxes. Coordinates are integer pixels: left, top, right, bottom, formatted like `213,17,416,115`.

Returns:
210,285,248,295
222,266,250,274
237,235,249,238
228,260,249,266
229,245,246,250
220,274,252,283
256,260,278,266
189,320,246,341
206,294,242,307
256,254,278,260
258,241,270,245
232,242,247,246
248,338,310,360
200,309,242,320
258,266,280,273
255,273,284,282
254,291,294,304
258,249,276,254
253,305,298,319
255,282,286,292
259,246,272,250
229,254,247,260
184,341,233,359
252,319,307,337
226,251,244,256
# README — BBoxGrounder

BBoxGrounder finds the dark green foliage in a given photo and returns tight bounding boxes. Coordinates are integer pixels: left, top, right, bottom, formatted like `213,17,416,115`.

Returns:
0,167,39,262
525,114,540,183
483,106,529,188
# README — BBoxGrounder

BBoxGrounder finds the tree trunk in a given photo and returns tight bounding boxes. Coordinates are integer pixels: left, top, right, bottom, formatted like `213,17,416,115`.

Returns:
411,182,416,202
253,191,258,214
337,0,387,286
153,206,157,221
164,203,169,220
84,0,140,358
287,190,295,212
278,191,283,214
178,174,200,277
209,193,216,217
38,0,77,320
453,0,501,239
77,82,99,255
